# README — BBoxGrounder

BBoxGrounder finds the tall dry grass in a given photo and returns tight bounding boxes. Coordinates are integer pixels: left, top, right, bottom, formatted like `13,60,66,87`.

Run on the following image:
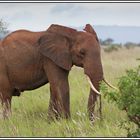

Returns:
0,47,139,137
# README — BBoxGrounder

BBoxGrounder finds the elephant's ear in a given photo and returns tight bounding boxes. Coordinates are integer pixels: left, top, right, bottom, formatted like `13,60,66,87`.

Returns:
83,24,99,42
39,32,72,71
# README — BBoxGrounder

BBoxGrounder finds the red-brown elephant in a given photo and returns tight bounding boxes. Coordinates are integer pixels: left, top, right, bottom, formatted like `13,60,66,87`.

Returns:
0,24,115,121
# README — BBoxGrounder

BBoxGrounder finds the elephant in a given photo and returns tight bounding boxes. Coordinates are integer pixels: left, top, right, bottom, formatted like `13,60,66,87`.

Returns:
0,24,116,120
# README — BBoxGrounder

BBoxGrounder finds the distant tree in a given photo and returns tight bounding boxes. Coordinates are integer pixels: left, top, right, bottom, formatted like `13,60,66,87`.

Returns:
102,38,114,46
124,42,136,49
0,19,9,39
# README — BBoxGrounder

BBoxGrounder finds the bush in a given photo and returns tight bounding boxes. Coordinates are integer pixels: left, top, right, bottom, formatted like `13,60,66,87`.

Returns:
136,58,140,61
124,42,136,49
100,65,140,137
101,38,114,46
104,44,119,53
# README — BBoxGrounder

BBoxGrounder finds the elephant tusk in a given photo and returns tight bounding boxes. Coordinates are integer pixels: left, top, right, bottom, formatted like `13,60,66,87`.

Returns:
103,78,118,90
86,75,101,95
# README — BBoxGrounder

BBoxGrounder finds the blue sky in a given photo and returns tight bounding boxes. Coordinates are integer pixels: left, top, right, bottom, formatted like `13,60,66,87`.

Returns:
1,3,140,31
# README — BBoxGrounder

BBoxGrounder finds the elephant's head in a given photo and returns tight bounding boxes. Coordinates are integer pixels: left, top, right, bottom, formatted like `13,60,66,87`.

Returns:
39,24,103,85
39,24,115,119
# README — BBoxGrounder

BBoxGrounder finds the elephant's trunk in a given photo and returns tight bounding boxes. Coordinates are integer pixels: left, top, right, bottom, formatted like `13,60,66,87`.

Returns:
84,61,118,121
87,76,102,121
84,62,103,121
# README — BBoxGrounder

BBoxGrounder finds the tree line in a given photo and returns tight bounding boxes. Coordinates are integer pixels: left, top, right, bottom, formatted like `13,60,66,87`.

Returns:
99,38,140,48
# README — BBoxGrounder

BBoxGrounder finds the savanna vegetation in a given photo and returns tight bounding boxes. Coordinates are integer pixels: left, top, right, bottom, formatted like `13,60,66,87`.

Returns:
101,64,140,137
0,46,139,137
0,19,140,137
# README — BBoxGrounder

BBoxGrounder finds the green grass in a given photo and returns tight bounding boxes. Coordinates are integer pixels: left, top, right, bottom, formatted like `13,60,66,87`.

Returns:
0,47,140,137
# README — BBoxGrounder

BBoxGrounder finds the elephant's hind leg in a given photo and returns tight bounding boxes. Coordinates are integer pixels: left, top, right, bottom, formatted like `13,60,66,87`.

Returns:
0,75,12,119
0,92,12,119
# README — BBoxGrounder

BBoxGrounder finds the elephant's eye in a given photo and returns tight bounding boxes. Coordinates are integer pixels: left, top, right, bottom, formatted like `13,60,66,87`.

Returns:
80,48,85,56
78,48,85,59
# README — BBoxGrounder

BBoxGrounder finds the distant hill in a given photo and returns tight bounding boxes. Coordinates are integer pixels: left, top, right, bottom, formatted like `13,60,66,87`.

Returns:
76,25,140,44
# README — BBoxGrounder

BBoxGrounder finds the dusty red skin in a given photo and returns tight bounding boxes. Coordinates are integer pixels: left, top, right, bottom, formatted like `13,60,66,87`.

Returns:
0,24,103,120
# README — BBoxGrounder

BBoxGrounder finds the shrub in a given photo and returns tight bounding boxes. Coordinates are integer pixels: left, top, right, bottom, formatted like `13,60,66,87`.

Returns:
136,58,140,61
100,65,140,137
101,38,114,46
124,42,136,49
104,44,119,53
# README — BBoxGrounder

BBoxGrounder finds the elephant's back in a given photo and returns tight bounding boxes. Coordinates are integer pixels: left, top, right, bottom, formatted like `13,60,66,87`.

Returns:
2,29,46,56
2,29,46,46
1,29,46,70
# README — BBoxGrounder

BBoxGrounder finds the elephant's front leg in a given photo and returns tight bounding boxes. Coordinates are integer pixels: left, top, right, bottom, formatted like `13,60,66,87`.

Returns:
44,59,70,120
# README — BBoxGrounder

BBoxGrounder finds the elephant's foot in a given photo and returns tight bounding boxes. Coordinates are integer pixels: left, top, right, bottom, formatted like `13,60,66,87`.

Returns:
0,108,4,119
88,112,95,123
3,108,11,119
47,103,70,122
88,106,96,123
47,108,60,121
0,107,11,119
0,95,12,120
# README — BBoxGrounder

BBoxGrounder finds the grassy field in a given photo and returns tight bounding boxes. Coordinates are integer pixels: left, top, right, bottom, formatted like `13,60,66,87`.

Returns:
0,47,140,137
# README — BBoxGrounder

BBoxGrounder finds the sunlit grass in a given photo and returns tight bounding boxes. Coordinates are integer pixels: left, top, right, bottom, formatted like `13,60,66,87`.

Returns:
0,47,139,137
